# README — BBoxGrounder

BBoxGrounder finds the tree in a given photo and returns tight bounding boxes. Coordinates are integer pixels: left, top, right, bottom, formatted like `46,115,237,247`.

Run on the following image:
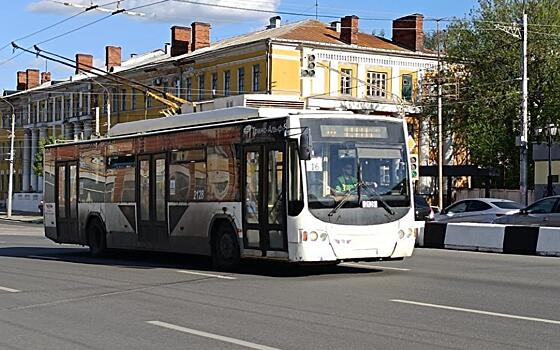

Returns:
423,0,560,188
33,136,57,178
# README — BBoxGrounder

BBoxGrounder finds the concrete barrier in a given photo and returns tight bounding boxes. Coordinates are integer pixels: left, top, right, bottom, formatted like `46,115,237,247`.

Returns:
421,222,560,257
536,227,560,257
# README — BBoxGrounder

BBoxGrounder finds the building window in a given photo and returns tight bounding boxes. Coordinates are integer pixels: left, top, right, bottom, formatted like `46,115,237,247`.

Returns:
252,64,260,92
402,74,413,101
186,77,192,102
211,73,218,97
111,88,118,112
131,89,137,110
121,89,127,111
238,68,245,93
198,74,205,100
367,71,387,98
175,78,181,97
224,70,231,96
146,92,152,108
340,68,352,95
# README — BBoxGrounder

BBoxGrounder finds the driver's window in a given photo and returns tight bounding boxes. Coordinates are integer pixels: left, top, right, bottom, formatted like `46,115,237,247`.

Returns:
447,201,468,214
527,198,557,214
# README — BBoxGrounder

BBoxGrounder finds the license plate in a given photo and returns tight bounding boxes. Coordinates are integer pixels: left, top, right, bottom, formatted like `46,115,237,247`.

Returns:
362,200,378,208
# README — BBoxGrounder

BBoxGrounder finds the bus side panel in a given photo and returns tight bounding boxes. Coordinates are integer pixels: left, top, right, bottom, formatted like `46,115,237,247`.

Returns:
103,202,138,249
44,148,58,242
168,202,242,256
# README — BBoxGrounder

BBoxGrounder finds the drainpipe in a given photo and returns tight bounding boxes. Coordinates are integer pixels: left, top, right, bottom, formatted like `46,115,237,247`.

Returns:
266,39,272,95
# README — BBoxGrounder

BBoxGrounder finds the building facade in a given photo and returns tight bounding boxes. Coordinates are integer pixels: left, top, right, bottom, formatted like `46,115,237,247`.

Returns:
0,13,439,210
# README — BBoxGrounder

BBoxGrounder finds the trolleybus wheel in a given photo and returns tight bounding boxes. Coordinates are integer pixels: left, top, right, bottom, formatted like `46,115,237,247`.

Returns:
87,219,107,258
212,224,240,270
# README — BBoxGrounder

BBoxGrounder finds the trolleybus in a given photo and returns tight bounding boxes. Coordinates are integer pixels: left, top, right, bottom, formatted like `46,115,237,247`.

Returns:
43,107,417,268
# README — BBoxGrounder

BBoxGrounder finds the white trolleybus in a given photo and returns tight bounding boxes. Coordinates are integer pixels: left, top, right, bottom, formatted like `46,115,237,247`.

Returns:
43,107,417,268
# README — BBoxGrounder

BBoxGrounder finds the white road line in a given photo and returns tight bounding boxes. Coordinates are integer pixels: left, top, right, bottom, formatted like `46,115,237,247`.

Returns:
147,321,283,350
391,299,560,325
0,285,21,293
28,255,60,260
341,262,410,271
176,270,236,280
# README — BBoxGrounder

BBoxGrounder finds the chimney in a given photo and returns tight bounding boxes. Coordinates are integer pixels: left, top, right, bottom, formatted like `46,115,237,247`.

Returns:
392,14,424,51
191,22,211,52
105,46,122,71
341,15,359,45
171,26,191,57
41,72,52,84
330,21,341,33
267,16,281,29
17,71,27,91
26,69,40,89
75,53,93,74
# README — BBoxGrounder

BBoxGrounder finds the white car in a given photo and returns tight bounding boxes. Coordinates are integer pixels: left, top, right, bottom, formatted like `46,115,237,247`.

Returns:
434,198,523,223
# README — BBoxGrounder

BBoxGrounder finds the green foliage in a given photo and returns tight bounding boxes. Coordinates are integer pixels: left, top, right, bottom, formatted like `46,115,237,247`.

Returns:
425,0,560,188
33,136,57,178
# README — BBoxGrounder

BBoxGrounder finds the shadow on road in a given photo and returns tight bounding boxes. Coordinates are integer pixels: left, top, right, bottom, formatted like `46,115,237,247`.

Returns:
0,246,388,277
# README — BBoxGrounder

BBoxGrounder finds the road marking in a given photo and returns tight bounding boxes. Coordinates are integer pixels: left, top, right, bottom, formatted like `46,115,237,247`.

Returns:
176,270,236,280
28,255,60,260
391,299,560,325
147,321,282,350
341,262,410,271
0,285,20,293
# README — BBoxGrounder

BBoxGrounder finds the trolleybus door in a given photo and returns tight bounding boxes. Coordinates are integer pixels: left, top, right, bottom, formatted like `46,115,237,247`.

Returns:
55,161,79,243
242,144,287,255
137,154,168,248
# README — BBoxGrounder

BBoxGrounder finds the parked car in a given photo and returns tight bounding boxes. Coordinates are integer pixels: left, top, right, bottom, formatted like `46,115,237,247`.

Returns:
493,195,560,227
414,195,434,221
434,198,523,223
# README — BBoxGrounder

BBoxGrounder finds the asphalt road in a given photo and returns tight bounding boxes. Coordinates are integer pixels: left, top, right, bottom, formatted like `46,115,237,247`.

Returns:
0,221,559,350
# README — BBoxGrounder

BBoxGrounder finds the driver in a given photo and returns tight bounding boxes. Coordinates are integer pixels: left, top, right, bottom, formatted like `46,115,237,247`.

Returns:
334,162,358,193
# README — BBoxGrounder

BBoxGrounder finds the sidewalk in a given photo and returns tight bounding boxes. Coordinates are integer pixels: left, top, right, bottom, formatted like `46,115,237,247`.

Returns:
0,211,43,224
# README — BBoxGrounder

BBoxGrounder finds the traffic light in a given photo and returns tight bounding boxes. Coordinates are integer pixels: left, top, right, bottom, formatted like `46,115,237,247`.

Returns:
410,153,419,181
301,54,316,78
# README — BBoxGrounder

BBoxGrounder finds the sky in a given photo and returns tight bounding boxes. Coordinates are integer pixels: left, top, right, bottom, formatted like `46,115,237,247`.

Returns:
0,0,479,92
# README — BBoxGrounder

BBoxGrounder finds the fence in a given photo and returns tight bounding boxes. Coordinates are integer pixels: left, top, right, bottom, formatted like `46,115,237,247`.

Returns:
455,188,534,204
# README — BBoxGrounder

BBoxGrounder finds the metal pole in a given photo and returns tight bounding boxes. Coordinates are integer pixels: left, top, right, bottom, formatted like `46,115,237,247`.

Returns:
520,13,529,205
548,133,553,197
437,19,444,209
7,111,15,218
0,97,15,218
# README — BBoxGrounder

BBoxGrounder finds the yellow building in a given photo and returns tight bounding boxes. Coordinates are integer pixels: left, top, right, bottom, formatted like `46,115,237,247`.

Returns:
0,14,438,208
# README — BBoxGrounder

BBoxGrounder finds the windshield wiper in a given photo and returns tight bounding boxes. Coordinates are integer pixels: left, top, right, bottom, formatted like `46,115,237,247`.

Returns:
327,187,357,217
359,181,395,215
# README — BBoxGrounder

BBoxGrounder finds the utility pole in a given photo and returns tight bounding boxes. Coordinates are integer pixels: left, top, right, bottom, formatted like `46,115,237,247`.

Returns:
520,12,529,205
436,19,444,209
0,97,15,218
7,109,15,218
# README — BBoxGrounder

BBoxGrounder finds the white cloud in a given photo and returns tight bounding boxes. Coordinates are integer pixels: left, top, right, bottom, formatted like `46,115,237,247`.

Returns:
28,0,282,24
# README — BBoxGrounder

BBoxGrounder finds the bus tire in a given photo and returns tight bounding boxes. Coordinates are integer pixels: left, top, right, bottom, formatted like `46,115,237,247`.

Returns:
212,223,240,270
87,219,107,258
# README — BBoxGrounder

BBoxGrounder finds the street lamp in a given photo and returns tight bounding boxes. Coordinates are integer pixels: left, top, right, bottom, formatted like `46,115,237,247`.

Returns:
537,124,558,197
0,96,16,218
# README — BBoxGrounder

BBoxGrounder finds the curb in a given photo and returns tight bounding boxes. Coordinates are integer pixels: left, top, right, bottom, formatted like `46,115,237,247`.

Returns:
0,217,43,225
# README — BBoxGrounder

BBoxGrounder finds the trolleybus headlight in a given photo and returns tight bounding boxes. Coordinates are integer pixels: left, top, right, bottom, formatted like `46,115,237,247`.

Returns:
320,232,328,241
309,231,319,241
299,230,309,242
398,230,406,239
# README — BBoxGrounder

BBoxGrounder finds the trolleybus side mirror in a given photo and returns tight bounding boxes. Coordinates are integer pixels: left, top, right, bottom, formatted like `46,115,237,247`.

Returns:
299,130,312,161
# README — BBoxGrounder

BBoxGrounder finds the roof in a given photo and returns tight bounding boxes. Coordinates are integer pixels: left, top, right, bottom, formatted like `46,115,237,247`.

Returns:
277,20,407,51
162,19,418,65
